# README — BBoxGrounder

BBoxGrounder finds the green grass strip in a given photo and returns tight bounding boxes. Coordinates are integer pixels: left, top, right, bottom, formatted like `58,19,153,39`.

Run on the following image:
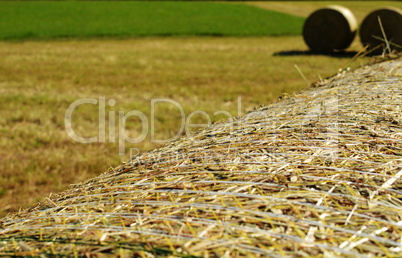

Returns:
0,1,305,40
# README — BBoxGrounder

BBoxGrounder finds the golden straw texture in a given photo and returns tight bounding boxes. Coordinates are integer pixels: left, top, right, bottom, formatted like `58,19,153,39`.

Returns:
1,58,402,257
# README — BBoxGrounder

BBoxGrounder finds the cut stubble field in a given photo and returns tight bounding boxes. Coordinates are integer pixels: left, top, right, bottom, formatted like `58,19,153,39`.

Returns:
247,1,402,23
0,1,396,216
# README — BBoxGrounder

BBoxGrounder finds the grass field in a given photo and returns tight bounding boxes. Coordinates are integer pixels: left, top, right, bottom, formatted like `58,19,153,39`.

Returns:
0,1,304,39
0,1,396,216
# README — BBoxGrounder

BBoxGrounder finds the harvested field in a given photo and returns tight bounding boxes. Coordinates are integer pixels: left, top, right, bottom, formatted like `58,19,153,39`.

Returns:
248,1,402,23
0,58,401,256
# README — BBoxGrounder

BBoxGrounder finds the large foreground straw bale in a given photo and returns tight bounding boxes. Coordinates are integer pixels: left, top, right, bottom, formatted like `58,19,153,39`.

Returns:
0,58,402,257
303,6,357,53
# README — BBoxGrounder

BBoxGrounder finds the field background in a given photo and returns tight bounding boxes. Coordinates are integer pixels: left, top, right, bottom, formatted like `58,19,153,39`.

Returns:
247,1,402,22
1,1,401,216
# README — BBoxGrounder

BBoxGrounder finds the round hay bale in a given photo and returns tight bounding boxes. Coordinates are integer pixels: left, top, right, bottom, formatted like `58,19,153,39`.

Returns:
360,7,402,55
303,6,357,53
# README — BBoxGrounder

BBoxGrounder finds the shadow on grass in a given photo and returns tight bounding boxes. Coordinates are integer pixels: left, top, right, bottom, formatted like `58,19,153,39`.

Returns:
274,50,359,58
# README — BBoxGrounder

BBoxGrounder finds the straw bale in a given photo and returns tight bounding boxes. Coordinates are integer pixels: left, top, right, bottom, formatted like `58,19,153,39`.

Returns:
303,6,357,53
0,58,401,257
360,7,402,55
